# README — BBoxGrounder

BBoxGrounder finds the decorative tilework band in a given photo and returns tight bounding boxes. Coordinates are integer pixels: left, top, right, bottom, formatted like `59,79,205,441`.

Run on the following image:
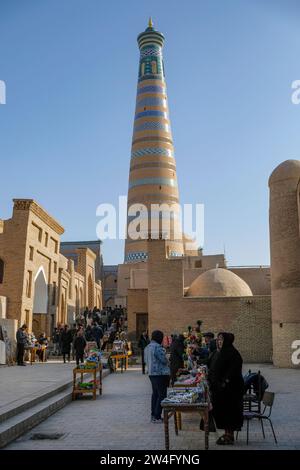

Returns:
129,177,177,189
130,162,176,171
136,97,167,107
134,121,170,132
132,136,173,146
125,252,148,262
135,110,168,120
128,195,179,205
140,47,162,58
138,75,166,83
131,147,173,158
137,85,165,95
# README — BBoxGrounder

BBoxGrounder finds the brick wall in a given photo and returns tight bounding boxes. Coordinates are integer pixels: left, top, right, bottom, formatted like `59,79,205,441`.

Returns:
144,238,273,363
230,267,271,295
0,200,103,341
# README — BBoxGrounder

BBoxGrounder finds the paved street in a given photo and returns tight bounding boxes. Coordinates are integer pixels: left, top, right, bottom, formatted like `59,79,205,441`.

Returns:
0,361,75,412
3,363,300,450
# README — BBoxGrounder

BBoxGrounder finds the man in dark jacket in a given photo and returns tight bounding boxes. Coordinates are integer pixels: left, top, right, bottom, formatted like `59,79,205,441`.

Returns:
70,323,77,360
74,330,87,366
52,327,60,355
16,324,28,366
60,325,73,363
85,325,94,342
138,331,150,374
91,323,103,349
169,334,185,385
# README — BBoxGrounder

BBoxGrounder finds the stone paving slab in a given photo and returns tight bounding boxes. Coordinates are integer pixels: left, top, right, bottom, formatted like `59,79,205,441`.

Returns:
4,363,300,450
0,361,76,412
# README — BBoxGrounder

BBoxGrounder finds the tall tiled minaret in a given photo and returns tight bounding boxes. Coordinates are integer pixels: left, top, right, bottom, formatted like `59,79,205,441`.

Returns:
125,19,183,263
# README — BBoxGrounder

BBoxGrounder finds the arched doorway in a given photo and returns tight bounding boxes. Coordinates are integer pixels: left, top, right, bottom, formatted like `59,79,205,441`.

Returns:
32,319,39,336
32,267,48,336
33,267,48,314
88,274,94,309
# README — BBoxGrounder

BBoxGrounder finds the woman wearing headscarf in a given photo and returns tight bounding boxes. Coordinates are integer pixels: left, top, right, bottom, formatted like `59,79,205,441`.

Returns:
144,330,170,423
210,332,244,445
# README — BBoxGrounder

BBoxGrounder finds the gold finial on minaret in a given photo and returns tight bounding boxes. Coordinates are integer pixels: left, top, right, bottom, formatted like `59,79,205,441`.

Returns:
148,17,153,28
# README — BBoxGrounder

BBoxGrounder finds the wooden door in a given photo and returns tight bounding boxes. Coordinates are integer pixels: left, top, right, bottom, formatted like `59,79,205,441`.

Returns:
136,313,148,340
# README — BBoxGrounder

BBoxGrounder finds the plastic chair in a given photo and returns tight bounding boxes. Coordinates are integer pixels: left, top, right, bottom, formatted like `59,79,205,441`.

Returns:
237,391,277,445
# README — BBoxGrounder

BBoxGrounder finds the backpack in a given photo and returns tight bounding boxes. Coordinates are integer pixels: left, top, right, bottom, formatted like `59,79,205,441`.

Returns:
244,371,269,400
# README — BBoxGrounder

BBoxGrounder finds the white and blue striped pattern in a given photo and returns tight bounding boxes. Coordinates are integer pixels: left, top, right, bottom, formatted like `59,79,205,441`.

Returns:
134,121,170,132
129,177,177,189
131,147,173,158
125,252,148,262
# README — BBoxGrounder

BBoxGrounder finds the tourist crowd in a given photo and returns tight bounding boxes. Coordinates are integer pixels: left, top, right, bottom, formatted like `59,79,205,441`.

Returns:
15,306,127,366
52,306,127,365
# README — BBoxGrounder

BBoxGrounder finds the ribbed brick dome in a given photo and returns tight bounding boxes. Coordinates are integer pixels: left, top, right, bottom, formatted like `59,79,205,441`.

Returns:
187,268,253,297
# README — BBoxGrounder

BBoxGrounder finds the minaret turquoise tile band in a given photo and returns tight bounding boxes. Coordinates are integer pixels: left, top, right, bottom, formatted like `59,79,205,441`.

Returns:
125,20,184,263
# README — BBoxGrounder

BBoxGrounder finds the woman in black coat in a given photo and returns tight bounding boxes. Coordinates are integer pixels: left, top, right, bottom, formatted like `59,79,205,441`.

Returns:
210,332,244,445
169,335,185,385
60,325,73,363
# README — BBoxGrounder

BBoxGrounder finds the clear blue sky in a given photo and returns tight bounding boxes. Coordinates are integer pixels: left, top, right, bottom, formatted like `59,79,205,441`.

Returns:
1,0,300,266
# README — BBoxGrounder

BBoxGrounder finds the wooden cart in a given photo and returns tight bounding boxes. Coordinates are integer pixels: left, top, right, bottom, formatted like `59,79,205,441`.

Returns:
72,363,102,400
110,353,128,373
30,345,47,364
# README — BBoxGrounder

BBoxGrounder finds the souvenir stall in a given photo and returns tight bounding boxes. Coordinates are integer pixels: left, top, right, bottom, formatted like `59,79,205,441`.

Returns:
161,368,211,450
26,332,48,364
72,348,103,400
108,339,128,373
161,321,213,449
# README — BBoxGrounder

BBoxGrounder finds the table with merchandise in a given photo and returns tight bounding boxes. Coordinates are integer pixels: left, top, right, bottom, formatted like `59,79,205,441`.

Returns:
109,340,128,372
161,367,211,450
72,350,103,400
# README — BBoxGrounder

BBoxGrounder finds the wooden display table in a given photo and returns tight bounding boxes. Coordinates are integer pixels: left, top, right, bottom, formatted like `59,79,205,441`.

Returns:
173,379,199,429
30,346,47,364
72,364,102,400
161,401,210,450
110,353,128,373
